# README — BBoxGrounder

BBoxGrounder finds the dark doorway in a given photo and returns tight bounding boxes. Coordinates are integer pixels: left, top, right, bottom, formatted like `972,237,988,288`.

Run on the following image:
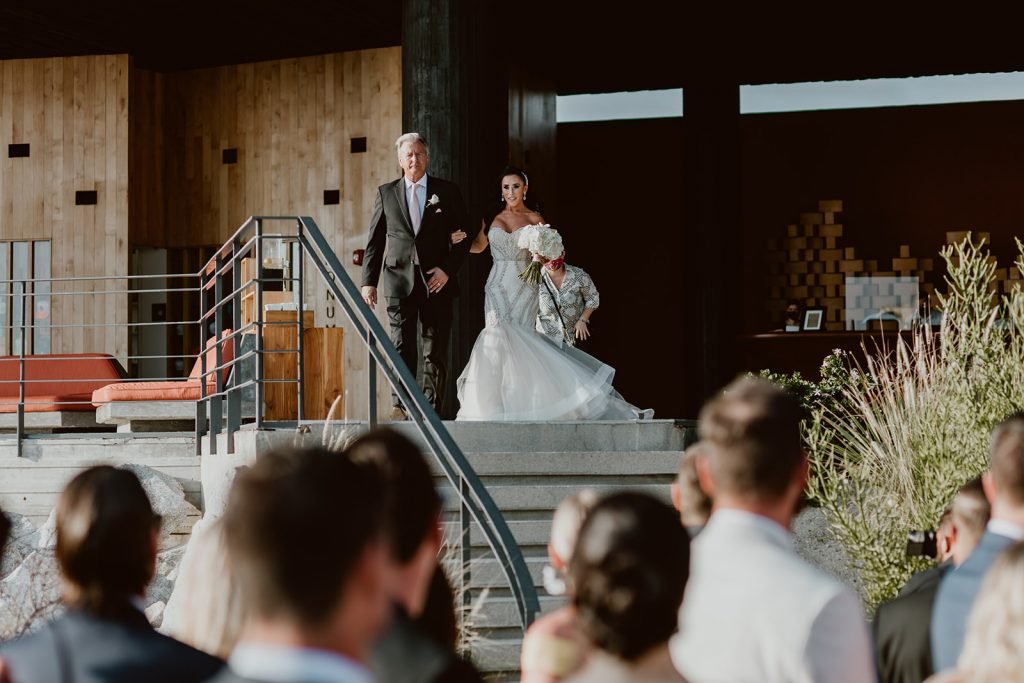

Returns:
557,118,688,418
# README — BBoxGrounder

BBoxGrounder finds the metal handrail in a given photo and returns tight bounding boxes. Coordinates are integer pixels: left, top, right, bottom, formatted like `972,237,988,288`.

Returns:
197,215,541,630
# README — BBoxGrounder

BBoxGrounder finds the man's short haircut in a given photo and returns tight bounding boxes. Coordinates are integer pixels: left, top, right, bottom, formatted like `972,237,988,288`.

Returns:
343,428,441,564
223,445,386,626
698,376,804,499
395,132,428,157
56,466,160,616
676,443,713,526
953,476,991,538
989,413,1024,506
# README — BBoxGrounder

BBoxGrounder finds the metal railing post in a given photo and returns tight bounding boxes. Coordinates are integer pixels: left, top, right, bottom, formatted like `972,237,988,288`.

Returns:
197,261,210,455
296,228,305,423
15,281,26,458
254,220,265,429
227,235,243,453
459,476,472,611
367,333,377,429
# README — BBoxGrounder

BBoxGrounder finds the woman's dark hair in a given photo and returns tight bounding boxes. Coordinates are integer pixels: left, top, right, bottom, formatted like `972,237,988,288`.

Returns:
414,567,459,650
569,492,690,661
56,466,161,616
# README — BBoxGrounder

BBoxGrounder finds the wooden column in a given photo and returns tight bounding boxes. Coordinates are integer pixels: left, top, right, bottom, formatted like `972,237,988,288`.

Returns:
402,0,511,418
682,84,742,413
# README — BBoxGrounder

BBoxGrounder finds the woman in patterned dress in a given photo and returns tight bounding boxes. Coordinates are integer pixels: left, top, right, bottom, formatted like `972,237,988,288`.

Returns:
537,251,599,348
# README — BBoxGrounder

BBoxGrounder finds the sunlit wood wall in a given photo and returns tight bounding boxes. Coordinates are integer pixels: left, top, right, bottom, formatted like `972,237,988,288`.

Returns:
0,55,129,363
132,48,403,417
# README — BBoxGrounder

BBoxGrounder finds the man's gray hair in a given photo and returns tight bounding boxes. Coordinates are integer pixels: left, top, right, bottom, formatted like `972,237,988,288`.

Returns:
395,132,429,157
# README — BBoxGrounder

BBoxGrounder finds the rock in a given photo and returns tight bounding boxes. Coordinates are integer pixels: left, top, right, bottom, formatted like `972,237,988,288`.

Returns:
146,572,174,609
145,601,166,628
793,506,866,601
157,545,188,583
118,464,200,540
35,508,57,549
0,550,62,640
1,513,39,578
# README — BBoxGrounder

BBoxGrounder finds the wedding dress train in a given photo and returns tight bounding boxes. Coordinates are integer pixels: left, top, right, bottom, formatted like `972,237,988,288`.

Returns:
456,227,649,421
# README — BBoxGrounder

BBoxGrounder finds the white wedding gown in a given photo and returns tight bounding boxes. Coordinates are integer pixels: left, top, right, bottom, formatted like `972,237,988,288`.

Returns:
456,227,650,421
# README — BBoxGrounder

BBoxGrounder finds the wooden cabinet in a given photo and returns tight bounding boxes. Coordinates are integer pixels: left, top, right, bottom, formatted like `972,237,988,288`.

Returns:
262,309,344,421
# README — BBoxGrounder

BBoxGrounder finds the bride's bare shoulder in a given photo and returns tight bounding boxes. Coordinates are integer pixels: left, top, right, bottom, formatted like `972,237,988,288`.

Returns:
528,210,546,224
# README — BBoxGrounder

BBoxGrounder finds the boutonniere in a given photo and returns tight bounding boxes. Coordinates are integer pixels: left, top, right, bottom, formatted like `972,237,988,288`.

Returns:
428,194,441,213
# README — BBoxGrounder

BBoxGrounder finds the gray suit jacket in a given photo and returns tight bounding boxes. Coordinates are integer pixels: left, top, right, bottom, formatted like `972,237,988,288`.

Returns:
361,175,473,300
0,607,223,683
930,530,1017,672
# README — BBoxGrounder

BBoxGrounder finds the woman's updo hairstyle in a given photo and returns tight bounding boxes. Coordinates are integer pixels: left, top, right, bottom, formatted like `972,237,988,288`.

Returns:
569,491,690,661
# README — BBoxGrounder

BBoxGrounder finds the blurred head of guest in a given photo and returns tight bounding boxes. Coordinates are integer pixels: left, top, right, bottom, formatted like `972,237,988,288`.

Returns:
569,492,689,680
951,541,1024,683
671,444,713,537
223,445,390,669
521,490,600,683
545,489,600,596
344,428,486,683
983,414,1024,525
943,477,991,567
57,466,162,616
696,376,806,529
344,428,443,618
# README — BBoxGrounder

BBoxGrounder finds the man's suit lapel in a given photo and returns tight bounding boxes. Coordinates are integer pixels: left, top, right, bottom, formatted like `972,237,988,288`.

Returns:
392,179,415,236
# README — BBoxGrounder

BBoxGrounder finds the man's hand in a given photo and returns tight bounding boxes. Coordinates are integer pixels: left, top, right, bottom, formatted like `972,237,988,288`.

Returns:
361,285,377,310
426,267,449,294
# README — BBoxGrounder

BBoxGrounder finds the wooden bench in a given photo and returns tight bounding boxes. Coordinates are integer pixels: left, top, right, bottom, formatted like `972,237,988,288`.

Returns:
92,331,235,432
0,354,125,431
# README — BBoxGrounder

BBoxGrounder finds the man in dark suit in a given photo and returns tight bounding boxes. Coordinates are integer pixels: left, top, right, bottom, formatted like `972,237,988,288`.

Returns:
345,429,482,683
361,133,474,419
931,414,1024,672
874,478,989,683
207,445,392,683
0,467,224,683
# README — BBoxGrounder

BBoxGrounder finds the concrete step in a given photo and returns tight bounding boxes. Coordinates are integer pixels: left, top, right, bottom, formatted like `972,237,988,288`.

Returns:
254,418,692,455
429,450,681,478
439,482,672,513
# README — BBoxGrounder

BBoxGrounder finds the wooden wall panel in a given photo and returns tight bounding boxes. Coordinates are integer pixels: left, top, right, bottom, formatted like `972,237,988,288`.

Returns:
0,55,129,363
131,47,402,417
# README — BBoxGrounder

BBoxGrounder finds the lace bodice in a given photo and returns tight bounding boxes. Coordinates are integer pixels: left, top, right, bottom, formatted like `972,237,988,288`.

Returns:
484,227,538,327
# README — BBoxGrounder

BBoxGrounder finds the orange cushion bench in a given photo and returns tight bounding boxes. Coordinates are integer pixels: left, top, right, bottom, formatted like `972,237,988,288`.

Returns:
0,353,125,430
92,332,235,432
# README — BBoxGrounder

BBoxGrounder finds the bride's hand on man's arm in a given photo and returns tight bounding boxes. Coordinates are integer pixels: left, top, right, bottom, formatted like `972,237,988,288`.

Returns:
450,230,468,244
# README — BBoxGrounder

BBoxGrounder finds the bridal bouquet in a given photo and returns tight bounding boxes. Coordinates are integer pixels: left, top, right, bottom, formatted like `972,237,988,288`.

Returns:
517,224,563,285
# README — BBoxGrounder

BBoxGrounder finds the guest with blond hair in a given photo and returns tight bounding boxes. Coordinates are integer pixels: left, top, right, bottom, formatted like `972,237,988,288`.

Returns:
162,516,247,659
521,489,600,683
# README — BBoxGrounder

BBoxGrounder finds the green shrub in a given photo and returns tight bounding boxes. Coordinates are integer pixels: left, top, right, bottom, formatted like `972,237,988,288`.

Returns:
804,236,1024,608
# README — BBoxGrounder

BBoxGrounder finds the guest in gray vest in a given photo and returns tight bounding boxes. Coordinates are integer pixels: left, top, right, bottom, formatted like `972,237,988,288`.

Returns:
931,413,1024,672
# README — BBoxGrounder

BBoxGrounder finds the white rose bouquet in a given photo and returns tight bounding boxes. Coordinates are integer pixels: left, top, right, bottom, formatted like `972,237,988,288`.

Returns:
516,224,564,285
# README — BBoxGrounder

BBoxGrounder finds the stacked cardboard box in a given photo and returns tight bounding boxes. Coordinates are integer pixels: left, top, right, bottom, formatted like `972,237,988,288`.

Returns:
765,200,937,331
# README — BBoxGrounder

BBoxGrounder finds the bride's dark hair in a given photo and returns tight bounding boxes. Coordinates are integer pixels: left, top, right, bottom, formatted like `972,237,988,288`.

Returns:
569,492,690,661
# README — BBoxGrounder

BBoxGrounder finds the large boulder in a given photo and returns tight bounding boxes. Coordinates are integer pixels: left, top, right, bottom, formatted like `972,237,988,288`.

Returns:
1,513,39,579
0,550,62,641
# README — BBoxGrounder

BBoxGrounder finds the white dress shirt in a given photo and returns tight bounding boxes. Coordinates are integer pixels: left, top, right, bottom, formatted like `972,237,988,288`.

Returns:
670,508,874,683
986,517,1024,541
229,642,374,683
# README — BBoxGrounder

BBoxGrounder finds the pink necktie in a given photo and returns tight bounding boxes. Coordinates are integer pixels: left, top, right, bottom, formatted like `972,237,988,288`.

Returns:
410,183,421,234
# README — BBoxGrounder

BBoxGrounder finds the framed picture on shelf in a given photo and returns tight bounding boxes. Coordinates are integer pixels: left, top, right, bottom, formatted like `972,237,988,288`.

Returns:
802,307,825,332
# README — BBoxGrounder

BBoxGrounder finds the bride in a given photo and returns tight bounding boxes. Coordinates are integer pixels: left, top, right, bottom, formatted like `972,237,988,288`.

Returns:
452,166,650,421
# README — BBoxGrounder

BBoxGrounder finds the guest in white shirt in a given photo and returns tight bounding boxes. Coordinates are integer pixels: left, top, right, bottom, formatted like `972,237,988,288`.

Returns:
670,377,874,683
207,445,392,683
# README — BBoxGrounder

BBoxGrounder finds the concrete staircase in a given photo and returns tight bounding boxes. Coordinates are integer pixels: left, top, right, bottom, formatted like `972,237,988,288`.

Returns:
426,421,692,678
